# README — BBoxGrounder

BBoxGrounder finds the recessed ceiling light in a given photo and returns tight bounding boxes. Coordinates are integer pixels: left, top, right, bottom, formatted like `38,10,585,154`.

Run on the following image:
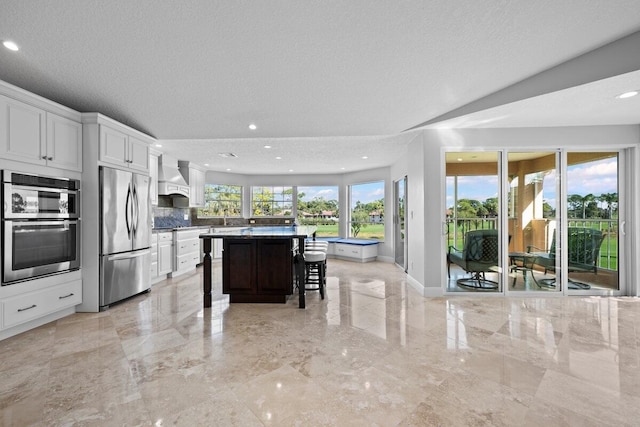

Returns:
155,143,162,147
617,90,638,99
288,169,294,172
204,163,209,167
264,145,271,149
340,167,346,170
3,40,19,51
362,156,368,160
275,156,282,160
226,168,231,171
457,158,463,162
249,123,257,130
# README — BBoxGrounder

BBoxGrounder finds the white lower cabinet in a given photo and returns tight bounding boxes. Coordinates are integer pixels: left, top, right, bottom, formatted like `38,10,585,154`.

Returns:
157,232,174,276
2,280,82,329
172,229,201,276
334,243,378,262
150,235,159,280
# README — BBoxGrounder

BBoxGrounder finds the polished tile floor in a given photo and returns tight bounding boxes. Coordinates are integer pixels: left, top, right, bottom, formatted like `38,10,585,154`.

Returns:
2,259,640,426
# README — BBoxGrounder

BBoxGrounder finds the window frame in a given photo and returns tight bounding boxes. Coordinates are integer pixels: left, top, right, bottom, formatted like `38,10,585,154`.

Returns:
197,184,243,218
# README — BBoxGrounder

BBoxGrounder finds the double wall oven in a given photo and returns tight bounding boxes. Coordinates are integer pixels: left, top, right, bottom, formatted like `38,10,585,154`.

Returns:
2,170,80,285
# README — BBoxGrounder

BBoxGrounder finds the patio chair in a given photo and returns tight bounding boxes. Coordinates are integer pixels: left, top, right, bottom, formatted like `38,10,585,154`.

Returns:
448,229,500,290
527,227,604,290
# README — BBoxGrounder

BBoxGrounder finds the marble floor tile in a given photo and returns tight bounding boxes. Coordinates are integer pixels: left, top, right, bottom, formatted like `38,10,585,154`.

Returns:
1,259,639,426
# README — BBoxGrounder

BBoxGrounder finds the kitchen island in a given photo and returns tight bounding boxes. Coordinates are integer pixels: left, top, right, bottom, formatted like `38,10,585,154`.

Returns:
199,226,317,309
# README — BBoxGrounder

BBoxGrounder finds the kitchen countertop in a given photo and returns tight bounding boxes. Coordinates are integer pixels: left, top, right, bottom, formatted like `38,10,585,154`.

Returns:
199,225,316,239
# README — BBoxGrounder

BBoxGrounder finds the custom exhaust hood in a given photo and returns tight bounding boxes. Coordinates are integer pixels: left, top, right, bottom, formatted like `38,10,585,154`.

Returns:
157,154,190,198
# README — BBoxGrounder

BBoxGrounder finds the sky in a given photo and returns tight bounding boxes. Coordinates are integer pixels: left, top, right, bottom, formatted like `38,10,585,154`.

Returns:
297,182,384,207
298,186,338,202
446,157,618,209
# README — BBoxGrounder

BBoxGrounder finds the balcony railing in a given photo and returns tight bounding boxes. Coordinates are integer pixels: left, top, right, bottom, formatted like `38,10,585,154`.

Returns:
446,217,617,271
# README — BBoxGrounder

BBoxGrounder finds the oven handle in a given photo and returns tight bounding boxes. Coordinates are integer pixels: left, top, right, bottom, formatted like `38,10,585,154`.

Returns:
6,184,78,195
9,220,77,229
106,249,150,262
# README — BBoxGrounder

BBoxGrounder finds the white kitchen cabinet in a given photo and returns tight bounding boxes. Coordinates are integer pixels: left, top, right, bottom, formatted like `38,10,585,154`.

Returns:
334,242,378,262
0,96,82,172
46,113,83,171
157,232,174,276
149,150,159,205
171,229,201,276
99,125,150,173
150,234,159,280
1,280,82,330
178,161,206,207
189,167,206,207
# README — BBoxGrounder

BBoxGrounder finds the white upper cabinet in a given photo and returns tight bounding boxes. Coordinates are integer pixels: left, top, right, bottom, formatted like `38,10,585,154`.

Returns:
99,125,149,173
46,113,83,172
0,95,82,172
149,151,159,205
189,167,205,207
178,160,206,207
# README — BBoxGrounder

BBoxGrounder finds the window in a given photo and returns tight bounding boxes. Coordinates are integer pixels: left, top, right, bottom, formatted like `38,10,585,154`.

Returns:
297,186,339,236
349,181,384,240
198,184,242,217
252,186,293,216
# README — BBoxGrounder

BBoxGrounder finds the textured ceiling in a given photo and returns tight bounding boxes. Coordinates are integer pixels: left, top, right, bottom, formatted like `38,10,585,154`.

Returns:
1,1,640,174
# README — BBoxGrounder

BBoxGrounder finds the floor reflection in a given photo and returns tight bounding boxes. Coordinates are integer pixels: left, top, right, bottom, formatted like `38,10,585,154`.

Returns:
1,260,639,425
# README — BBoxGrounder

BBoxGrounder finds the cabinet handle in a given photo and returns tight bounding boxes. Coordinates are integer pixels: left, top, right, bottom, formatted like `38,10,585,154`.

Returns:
59,293,74,299
48,156,53,161
18,304,37,312
42,155,47,160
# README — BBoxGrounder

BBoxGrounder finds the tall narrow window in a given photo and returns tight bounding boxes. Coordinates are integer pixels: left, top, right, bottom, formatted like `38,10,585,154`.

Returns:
446,152,501,292
297,186,339,236
566,152,619,292
198,184,242,217
252,186,293,216
349,181,384,240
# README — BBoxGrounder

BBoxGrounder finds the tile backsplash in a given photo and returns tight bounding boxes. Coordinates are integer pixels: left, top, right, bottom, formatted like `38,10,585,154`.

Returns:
152,207,191,228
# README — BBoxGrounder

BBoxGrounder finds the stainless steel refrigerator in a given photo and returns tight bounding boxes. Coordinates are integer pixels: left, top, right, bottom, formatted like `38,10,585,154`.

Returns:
99,166,151,310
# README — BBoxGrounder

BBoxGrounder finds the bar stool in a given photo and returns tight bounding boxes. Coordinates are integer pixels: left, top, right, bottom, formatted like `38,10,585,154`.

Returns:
304,250,326,299
305,241,328,252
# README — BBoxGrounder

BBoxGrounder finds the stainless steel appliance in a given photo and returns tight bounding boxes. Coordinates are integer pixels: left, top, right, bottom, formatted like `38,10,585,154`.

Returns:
2,171,81,284
99,166,151,310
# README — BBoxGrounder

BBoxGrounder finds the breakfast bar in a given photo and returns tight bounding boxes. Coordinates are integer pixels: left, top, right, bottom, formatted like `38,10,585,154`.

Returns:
199,226,317,309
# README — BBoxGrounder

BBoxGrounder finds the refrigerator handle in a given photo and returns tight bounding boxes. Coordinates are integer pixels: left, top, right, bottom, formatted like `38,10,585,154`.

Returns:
125,183,132,237
132,183,139,236
106,249,151,262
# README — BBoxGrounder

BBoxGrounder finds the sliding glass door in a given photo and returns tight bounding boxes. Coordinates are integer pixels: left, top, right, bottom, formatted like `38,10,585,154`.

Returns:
506,152,560,292
445,149,624,295
445,152,504,293
566,152,620,293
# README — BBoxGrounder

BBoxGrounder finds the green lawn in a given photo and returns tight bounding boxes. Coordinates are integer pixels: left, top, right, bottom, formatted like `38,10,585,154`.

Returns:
304,223,385,240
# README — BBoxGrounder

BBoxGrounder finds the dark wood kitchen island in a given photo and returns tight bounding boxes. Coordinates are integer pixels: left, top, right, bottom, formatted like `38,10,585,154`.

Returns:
199,226,316,309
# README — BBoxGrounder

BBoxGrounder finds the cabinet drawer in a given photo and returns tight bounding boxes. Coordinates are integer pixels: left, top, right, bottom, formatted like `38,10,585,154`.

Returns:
334,243,377,262
175,229,201,241
335,244,363,258
3,280,82,328
175,238,199,256
175,253,198,271
158,232,173,242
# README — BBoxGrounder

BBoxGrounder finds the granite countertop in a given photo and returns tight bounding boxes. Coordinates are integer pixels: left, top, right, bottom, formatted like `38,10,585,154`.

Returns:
200,225,317,239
